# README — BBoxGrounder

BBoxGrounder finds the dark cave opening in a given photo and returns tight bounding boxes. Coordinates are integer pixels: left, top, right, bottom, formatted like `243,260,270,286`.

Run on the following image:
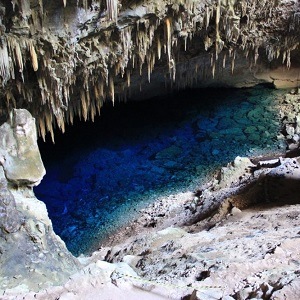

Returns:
34,85,286,256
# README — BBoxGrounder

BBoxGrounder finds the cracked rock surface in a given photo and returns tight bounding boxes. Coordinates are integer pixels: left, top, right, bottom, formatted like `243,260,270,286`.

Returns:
0,110,79,293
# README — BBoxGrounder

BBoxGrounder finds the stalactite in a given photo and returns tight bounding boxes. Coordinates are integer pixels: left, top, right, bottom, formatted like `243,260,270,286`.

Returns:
39,117,46,142
0,0,298,142
94,83,99,100
90,99,96,122
147,55,151,83
216,0,220,33
204,36,212,51
157,36,162,60
276,49,280,59
82,0,88,10
286,50,291,69
7,36,24,76
165,18,171,63
86,89,91,119
93,80,103,116
106,0,118,22
5,91,16,114
223,53,226,68
151,51,155,72
254,46,259,65
132,53,135,69
121,26,132,60
0,42,11,85
96,96,102,115
149,24,155,47
81,89,88,121
58,117,65,134
28,42,38,71
282,50,286,65
231,50,235,74
126,71,130,87
206,6,210,29
44,111,54,143
109,76,115,105
69,105,74,125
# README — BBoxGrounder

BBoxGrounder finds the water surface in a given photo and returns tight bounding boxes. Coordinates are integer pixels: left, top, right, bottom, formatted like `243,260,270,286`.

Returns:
35,86,285,255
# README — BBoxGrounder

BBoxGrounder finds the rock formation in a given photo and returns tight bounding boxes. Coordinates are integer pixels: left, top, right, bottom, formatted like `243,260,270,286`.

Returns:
1,0,300,299
0,109,45,185
0,0,300,141
0,109,79,292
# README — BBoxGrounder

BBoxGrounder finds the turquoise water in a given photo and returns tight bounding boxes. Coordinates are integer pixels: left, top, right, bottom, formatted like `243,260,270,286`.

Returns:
35,86,286,256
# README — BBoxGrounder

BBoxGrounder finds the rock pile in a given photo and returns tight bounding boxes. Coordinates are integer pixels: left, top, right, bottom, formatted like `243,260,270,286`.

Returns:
103,155,300,300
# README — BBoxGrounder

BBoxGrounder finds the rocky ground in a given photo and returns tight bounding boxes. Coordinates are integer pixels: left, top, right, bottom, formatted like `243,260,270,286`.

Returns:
2,91,300,299
102,155,300,300
3,155,300,299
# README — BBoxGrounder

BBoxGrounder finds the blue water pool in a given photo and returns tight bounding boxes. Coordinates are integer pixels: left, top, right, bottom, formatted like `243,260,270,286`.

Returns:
35,86,286,255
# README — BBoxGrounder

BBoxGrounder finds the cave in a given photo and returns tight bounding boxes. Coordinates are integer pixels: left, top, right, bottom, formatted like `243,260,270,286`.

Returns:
34,84,285,256
1,0,300,299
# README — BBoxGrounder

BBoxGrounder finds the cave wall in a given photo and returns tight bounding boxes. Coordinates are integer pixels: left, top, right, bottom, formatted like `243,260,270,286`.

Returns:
0,109,79,291
0,0,300,141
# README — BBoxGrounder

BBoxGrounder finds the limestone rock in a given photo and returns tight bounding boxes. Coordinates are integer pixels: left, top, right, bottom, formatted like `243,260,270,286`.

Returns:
0,167,21,233
0,188,80,292
0,109,45,186
0,109,79,292
0,0,300,139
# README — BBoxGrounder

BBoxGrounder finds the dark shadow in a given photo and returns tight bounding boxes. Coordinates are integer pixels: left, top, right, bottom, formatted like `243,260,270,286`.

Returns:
190,158,300,230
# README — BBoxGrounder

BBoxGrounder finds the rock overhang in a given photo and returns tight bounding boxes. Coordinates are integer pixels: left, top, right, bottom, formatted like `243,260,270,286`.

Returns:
0,0,299,141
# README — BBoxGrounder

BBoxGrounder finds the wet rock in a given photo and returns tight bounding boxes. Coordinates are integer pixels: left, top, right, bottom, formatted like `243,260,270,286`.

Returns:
248,133,261,143
244,126,257,135
197,118,218,132
218,127,244,136
247,108,264,122
212,149,219,156
217,117,237,130
155,145,182,160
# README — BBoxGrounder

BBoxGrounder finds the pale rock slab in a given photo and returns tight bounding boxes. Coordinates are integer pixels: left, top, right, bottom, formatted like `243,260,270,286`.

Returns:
0,109,45,186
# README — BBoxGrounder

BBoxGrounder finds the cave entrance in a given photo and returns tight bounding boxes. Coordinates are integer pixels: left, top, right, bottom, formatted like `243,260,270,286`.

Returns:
34,85,286,256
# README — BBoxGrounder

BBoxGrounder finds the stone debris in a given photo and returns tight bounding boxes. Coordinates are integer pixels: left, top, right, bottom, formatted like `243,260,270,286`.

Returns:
100,156,300,300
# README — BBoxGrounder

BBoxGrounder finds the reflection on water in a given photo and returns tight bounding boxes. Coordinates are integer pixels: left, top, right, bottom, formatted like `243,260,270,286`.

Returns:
35,86,286,255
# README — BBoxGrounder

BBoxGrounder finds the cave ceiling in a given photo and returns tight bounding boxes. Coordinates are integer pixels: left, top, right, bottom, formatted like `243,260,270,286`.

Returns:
0,0,299,141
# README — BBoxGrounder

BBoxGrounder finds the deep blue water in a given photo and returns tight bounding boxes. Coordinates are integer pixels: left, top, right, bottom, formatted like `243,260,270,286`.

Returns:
35,86,286,256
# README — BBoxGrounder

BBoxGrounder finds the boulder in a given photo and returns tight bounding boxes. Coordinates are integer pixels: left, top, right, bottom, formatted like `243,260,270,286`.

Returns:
0,109,45,186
